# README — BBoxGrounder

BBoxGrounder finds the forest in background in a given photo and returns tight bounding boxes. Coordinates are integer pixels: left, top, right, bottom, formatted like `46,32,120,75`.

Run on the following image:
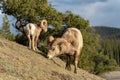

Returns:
0,0,120,74
94,26,120,66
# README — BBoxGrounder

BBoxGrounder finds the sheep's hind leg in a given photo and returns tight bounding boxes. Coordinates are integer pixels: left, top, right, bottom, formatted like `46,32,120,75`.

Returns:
32,36,36,51
74,52,79,74
27,35,31,50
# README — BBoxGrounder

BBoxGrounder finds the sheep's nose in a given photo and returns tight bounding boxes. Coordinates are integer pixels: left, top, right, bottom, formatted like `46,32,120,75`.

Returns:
47,55,53,59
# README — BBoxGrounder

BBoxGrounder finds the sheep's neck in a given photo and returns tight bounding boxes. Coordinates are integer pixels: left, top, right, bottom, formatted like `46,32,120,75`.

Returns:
35,27,42,35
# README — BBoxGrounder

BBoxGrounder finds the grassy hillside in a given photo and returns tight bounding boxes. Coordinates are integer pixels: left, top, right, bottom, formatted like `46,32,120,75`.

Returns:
93,26,120,39
0,36,105,80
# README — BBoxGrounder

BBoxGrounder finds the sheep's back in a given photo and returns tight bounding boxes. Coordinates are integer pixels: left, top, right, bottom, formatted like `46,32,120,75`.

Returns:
62,28,83,49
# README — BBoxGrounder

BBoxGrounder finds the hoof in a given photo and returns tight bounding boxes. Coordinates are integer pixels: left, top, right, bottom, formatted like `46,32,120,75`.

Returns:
28,47,31,50
65,66,71,71
74,70,77,74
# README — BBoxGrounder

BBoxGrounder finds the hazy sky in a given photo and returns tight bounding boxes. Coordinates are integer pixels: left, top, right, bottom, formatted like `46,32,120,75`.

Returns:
48,0,120,28
0,10,3,27
0,0,120,28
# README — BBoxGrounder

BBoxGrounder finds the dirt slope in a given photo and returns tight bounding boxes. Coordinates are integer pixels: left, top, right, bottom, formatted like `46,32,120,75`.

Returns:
0,37,105,80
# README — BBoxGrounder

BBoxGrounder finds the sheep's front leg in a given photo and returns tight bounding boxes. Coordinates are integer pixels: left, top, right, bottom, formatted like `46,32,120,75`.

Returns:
35,36,39,51
65,55,71,71
74,52,79,74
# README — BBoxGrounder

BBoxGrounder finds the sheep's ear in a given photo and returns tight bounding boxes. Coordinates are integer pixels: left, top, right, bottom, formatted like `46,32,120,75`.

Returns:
48,36,54,43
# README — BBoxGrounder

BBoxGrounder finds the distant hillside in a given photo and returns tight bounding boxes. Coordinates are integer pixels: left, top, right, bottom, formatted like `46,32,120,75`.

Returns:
93,26,120,39
0,36,105,80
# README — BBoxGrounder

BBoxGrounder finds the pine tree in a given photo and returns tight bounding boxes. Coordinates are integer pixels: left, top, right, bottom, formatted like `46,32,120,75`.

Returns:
0,14,10,34
0,14,15,40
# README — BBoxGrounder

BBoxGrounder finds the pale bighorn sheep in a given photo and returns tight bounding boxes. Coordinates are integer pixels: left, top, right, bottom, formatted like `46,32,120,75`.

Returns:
15,18,48,51
26,20,48,51
47,28,83,73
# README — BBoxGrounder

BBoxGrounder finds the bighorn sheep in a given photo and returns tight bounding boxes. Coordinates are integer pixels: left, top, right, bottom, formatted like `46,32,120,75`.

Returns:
26,20,48,51
47,28,83,73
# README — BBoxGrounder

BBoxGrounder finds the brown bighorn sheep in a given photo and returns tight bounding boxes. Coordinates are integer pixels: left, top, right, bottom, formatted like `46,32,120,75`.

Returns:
26,20,48,51
47,28,83,73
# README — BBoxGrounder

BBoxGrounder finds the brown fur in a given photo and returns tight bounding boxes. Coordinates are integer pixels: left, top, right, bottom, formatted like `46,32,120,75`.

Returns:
47,28,83,73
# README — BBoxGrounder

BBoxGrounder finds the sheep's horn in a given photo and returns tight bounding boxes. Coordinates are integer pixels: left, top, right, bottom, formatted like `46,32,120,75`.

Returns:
41,19,47,27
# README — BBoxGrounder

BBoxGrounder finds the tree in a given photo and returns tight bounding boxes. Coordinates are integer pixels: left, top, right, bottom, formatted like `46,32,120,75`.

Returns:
78,28,118,74
102,39,120,66
78,28,101,73
64,11,89,29
1,0,62,24
1,0,89,36
0,14,10,34
0,14,15,40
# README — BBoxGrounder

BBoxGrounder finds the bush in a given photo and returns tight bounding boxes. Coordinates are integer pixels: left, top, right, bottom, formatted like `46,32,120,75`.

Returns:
15,34,28,46
92,53,118,74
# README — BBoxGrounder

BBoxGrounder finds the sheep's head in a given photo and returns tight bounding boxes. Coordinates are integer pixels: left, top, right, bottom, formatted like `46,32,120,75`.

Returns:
41,19,48,32
47,37,70,59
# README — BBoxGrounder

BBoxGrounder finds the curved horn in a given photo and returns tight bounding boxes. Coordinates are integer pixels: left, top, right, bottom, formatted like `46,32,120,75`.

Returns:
41,19,47,27
41,19,48,32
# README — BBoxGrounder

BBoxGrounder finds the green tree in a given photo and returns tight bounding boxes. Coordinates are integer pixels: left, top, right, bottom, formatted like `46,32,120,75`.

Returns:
1,0,89,34
78,28,118,74
64,11,89,29
1,0,62,28
78,28,101,73
102,39,120,66
0,14,15,40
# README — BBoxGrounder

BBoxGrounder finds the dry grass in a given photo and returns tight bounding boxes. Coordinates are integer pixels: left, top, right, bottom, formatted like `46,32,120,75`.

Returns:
0,37,105,80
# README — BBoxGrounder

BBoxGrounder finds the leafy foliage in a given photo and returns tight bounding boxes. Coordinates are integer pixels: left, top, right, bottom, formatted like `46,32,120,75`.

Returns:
64,11,89,29
78,29,100,73
94,26,120,66
102,39,120,66
78,29,118,74
1,0,63,29
92,53,118,74
15,33,28,46
1,0,89,32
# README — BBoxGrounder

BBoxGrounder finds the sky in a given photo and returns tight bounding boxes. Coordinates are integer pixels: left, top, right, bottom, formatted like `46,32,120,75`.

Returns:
0,0,120,30
48,0,120,28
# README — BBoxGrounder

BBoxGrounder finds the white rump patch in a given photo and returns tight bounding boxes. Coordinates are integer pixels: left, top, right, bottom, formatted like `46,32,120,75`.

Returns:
26,23,36,35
